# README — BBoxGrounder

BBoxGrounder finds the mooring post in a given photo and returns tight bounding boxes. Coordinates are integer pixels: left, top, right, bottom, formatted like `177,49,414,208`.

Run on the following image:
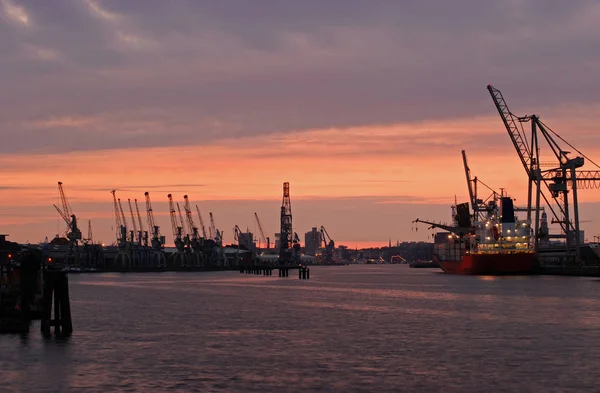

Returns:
41,269,73,337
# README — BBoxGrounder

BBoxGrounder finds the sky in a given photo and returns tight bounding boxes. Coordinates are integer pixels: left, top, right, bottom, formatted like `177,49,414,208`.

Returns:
1,0,600,248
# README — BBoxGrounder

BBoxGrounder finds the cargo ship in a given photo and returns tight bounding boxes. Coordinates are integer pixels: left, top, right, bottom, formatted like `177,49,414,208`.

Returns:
415,195,538,275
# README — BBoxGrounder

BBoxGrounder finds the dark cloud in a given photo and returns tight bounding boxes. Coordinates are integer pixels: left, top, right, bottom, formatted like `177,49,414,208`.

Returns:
1,0,600,154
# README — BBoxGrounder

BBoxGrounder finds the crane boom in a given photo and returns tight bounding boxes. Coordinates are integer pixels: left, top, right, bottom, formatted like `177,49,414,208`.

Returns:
412,219,473,236
111,190,124,243
54,182,82,242
58,181,73,219
134,199,144,233
462,150,476,212
117,198,127,231
487,85,533,175
53,204,70,225
195,205,207,239
144,192,158,236
167,194,180,242
254,212,268,248
127,199,138,235
209,212,216,241
145,192,163,249
183,195,198,240
176,202,186,237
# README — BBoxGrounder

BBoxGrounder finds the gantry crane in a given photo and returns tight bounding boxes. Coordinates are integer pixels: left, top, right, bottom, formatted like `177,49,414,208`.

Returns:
195,205,208,239
168,194,187,267
487,84,600,263
254,212,270,250
176,202,188,245
127,199,138,245
110,190,127,246
183,196,200,242
144,192,166,267
144,192,164,250
118,198,129,243
111,190,131,267
53,181,82,245
209,212,219,243
183,195,202,266
319,226,335,263
134,199,147,247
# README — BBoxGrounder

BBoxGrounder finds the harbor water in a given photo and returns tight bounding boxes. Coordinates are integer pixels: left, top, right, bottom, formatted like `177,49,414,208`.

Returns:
2,264,600,392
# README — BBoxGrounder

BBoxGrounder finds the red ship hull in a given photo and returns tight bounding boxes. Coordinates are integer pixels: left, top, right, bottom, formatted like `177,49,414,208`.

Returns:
435,252,538,275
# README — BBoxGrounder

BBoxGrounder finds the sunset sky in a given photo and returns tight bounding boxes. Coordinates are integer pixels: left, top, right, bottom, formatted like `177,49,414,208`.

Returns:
1,0,600,248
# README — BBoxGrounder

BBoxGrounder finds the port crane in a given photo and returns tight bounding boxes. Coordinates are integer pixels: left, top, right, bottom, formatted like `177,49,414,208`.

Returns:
233,225,242,243
176,202,189,248
487,85,600,263
53,181,82,245
254,212,270,250
183,195,202,266
279,182,294,263
134,199,148,247
195,205,208,239
111,190,131,267
144,192,166,267
168,194,187,267
110,190,126,247
209,212,222,244
127,199,138,245
319,226,335,263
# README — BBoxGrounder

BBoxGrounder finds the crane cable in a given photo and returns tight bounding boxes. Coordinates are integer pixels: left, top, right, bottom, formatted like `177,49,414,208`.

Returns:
538,119,600,189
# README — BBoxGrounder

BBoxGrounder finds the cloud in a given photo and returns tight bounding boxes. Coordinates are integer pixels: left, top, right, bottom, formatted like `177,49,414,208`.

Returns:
1,1,600,155
1,0,30,26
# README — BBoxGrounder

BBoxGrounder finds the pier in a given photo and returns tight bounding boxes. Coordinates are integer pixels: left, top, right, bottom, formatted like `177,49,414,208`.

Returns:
239,263,311,279
1,244,73,336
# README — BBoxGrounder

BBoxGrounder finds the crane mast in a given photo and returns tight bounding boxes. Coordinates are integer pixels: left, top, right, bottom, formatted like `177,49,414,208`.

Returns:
279,182,293,262
195,205,207,239
87,220,93,245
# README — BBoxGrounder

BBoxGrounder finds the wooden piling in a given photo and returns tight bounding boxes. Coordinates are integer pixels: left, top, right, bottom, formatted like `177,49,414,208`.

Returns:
41,269,73,337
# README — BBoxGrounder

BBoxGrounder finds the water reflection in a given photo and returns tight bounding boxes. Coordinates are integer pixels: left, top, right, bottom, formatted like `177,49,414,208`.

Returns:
3,265,600,392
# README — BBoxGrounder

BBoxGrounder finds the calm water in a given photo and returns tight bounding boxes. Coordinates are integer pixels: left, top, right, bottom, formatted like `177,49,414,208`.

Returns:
2,265,600,392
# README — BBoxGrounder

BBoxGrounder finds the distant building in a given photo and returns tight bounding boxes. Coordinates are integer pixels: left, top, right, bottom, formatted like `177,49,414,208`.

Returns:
238,232,255,252
304,227,321,255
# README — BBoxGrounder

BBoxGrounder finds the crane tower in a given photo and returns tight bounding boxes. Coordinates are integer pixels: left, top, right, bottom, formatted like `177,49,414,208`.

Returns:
279,182,293,263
